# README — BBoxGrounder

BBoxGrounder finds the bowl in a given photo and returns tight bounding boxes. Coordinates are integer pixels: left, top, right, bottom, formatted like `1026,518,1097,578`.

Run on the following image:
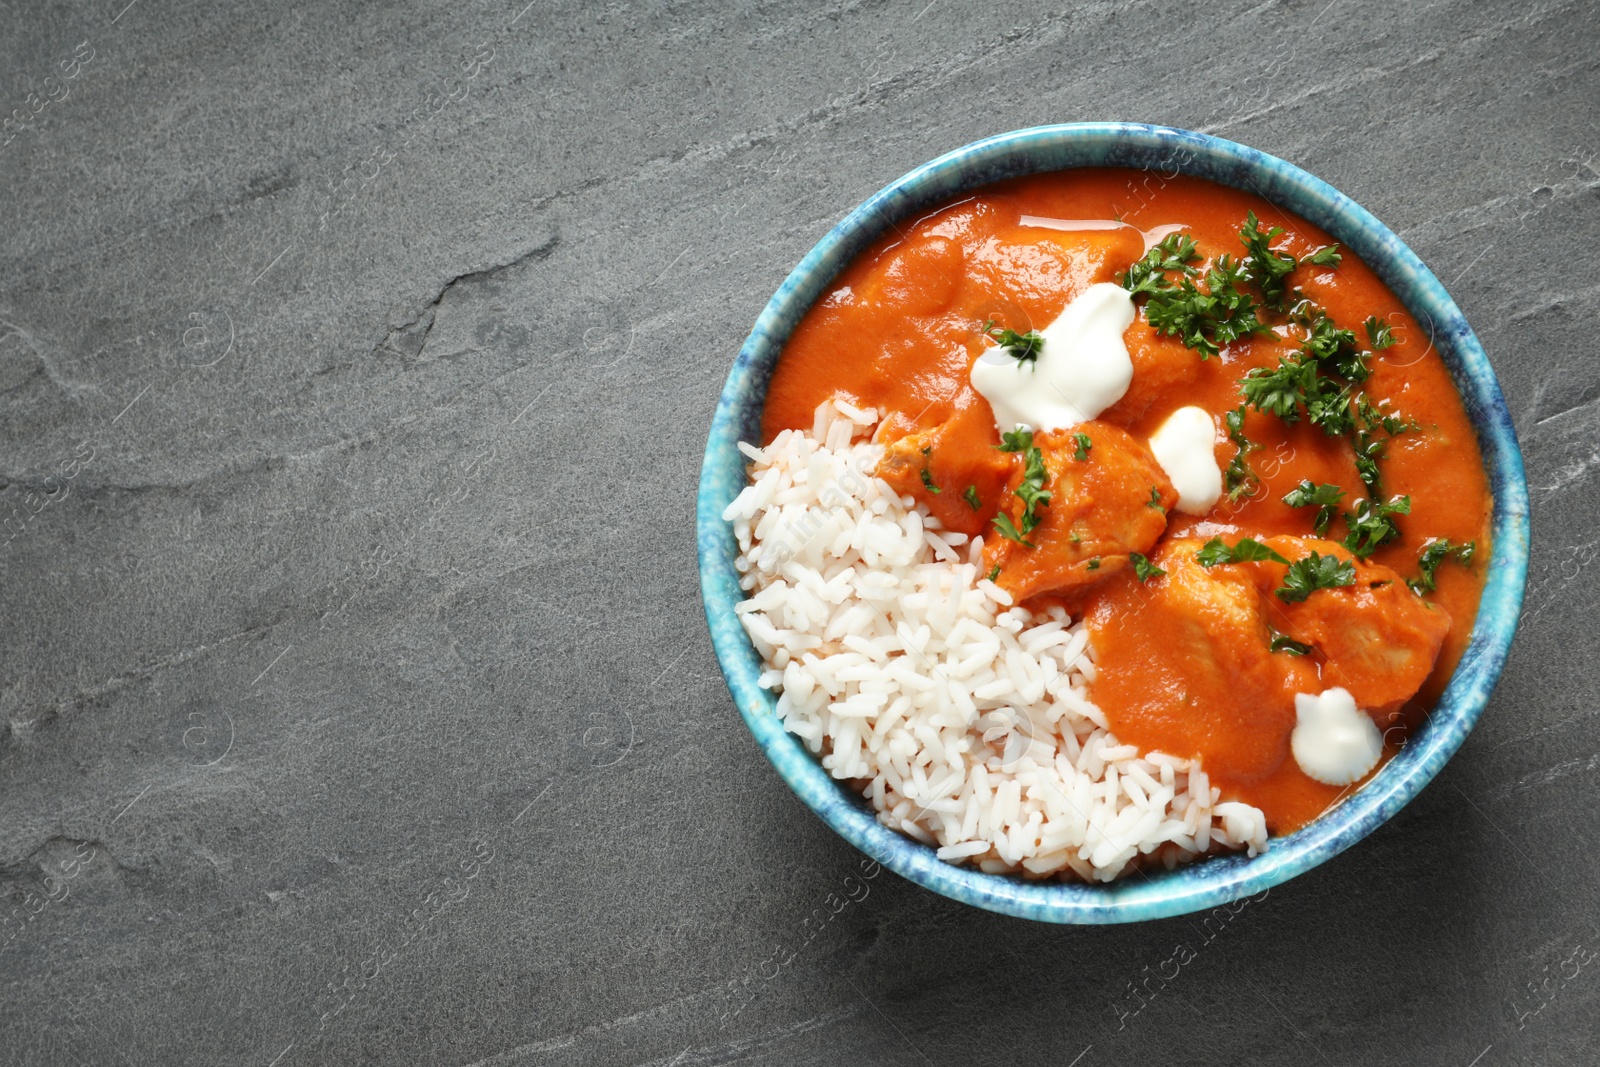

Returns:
695,122,1530,923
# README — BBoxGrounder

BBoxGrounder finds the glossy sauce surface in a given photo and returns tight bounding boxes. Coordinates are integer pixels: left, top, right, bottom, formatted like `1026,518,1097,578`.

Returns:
762,170,1493,833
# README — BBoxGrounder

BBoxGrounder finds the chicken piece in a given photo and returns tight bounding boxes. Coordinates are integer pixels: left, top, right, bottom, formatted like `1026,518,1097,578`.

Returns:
875,400,1014,537
1247,535,1453,717
1085,537,1314,783
1098,327,1201,426
982,422,1177,602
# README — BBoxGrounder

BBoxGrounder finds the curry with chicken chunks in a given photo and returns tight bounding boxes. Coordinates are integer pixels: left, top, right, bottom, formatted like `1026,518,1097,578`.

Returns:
763,169,1490,835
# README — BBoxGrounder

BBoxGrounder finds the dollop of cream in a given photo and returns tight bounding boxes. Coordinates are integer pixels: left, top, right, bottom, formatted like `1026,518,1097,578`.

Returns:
1148,406,1222,514
1291,688,1383,786
970,282,1135,433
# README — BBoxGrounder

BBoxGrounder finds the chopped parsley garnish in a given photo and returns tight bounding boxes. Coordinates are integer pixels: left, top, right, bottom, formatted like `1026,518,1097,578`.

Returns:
1146,486,1165,509
1407,538,1475,594
963,485,981,510
1342,494,1411,558
1294,304,1371,383
1270,634,1313,656
1014,446,1051,531
1305,243,1342,268
1195,537,1230,567
1276,551,1356,603
1358,393,1413,439
1352,436,1385,496
1196,536,1290,568
1345,396,1410,500
1240,301,1399,441
1120,234,1265,358
918,447,941,494
1130,552,1165,582
1072,432,1092,461
1142,254,1269,359
1240,211,1299,310
996,427,1032,453
1086,557,1102,571
983,321,1046,365
990,429,1051,548
1239,354,1318,423
1304,379,1357,437
1223,405,1261,503
986,564,1001,582
1239,351,1358,437
1126,219,1345,360
1364,315,1397,350
1120,232,1201,297
1282,479,1345,536
991,513,1033,548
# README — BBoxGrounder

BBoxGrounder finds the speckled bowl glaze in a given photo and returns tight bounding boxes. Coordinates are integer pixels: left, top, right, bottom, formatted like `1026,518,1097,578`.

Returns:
696,122,1530,923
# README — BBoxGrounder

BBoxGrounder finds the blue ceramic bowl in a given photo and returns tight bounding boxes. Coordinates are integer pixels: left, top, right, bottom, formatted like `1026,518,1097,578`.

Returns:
696,122,1530,923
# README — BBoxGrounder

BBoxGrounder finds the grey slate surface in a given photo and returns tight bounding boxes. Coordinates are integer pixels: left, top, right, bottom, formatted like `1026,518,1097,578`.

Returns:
2,0,1598,1063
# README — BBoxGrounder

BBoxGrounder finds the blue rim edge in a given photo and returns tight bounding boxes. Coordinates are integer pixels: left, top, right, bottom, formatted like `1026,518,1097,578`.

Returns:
695,122,1531,924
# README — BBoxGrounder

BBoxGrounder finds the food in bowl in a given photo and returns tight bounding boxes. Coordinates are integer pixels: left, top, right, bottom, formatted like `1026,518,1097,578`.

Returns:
723,169,1491,882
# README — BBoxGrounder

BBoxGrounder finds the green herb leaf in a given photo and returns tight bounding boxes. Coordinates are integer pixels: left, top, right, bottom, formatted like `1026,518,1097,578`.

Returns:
1222,405,1261,503
1146,486,1165,509
1353,439,1384,497
1407,537,1475,593
1241,354,1318,423
1119,232,1201,297
1072,432,1092,461
1304,377,1357,437
1364,315,1397,350
920,467,942,494
1282,479,1346,536
1294,304,1371,383
1015,445,1052,535
991,512,1034,548
1345,396,1413,498
1196,535,1291,568
1276,551,1356,602
1270,634,1313,655
1357,393,1412,438
1231,538,1292,564
1304,244,1342,268
986,564,1001,582
1086,557,1102,571
983,322,1046,364
1240,210,1299,310
1195,536,1231,567
963,485,981,510
1342,494,1411,558
996,427,1033,453
992,434,1052,547
1130,552,1166,582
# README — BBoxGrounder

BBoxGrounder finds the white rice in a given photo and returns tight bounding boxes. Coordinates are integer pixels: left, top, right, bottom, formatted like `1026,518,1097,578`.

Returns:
723,399,1269,882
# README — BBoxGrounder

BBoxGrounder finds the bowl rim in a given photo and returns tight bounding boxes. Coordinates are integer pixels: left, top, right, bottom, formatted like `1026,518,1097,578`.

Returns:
695,121,1531,923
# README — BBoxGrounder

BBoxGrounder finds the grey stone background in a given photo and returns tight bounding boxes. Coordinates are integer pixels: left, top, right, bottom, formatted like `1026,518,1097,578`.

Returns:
1,0,1596,1063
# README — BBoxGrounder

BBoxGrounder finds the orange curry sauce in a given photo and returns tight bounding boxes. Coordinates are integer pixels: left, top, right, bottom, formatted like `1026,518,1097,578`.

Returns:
762,170,1492,834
